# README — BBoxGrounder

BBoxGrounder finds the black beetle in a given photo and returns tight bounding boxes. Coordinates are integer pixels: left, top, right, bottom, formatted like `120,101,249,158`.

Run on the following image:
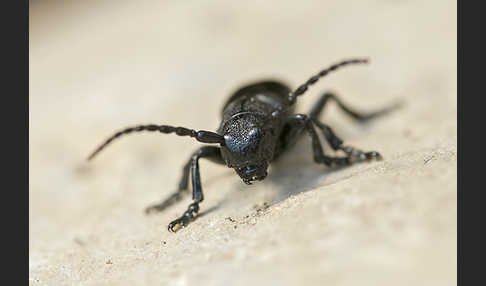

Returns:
87,58,399,232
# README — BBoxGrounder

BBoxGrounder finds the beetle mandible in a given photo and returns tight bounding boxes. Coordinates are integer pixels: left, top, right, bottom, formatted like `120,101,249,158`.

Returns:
87,58,399,232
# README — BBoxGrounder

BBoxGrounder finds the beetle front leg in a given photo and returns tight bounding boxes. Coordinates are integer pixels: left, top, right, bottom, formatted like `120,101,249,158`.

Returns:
286,114,352,167
167,146,223,232
312,119,383,163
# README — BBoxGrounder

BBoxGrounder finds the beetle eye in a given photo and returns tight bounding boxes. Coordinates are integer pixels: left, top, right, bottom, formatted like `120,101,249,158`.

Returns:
248,128,260,137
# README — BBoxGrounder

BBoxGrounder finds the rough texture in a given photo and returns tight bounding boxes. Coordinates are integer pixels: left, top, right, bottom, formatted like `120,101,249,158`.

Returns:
29,0,456,285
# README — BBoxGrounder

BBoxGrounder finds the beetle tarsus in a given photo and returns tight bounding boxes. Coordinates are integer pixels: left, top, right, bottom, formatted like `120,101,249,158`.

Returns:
168,202,200,232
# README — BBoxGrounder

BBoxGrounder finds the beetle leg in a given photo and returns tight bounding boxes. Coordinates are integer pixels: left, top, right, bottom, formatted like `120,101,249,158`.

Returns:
286,114,353,167
312,119,382,163
307,91,402,162
167,146,223,232
309,92,401,121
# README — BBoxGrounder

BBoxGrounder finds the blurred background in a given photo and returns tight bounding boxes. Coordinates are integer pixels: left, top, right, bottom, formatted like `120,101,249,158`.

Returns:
30,0,456,285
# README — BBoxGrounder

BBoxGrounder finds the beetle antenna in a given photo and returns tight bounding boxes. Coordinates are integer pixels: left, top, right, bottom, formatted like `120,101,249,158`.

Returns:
288,58,369,104
87,124,224,161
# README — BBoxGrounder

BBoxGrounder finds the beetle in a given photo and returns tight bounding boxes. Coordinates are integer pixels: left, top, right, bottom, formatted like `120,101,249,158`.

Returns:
87,58,399,232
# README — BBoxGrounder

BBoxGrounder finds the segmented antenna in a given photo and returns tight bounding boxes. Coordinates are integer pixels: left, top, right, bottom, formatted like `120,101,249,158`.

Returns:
288,58,369,104
87,124,224,161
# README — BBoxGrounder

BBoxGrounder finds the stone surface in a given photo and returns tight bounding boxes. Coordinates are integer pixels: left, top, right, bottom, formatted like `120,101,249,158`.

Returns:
29,1,456,285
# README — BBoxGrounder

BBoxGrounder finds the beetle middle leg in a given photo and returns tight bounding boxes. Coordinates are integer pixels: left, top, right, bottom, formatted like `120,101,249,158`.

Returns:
165,146,223,232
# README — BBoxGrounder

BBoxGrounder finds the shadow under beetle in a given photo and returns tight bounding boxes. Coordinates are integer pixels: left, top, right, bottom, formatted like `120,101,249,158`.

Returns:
88,58,400,232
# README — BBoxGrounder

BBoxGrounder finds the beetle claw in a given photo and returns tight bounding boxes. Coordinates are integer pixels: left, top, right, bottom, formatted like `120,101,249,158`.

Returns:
167,203,200,232
168,220,184,232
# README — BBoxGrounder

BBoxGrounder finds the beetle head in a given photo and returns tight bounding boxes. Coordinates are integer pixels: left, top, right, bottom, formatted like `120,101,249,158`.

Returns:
220,115,273,184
